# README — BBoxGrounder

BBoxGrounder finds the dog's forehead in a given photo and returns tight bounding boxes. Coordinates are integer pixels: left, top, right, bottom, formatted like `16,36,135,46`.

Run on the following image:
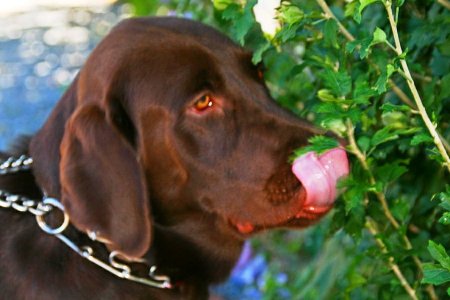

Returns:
85,17,249,84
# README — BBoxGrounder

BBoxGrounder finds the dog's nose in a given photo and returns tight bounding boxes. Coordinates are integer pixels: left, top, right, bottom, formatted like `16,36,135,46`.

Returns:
291,148,349,207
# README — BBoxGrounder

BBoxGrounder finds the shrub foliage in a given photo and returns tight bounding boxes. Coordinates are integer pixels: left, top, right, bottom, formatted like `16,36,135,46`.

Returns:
126,0,450,298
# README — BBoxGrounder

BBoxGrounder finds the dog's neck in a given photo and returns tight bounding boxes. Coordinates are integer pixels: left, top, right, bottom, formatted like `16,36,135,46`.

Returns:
0,157,242,299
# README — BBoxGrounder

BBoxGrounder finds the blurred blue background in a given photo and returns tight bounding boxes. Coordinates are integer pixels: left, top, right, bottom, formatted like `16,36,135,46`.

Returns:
0,2,132,150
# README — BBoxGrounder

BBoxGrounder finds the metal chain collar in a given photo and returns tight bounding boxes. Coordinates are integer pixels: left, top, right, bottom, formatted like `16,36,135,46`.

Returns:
0,155,172,290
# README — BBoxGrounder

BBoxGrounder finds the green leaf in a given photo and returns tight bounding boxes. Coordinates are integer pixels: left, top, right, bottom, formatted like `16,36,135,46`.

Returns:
391,198,411,220
375,64,396,94
371,27,387,45
439,73,450,99
422,263,450,285
324,19,339,49
276,23,301,43
346,40,359,54
411,132,433,146
127,0,159,16
278,4,304,26
354,0,380,23
353,78,377,104
439,212,450,225
343,184,366,213
428,240,450,270
320,69,352,97
374,162,408,185
437,187,450,211
292,135,340,158
346,272,367,292
252,41,271,64
213,0,235,10
359,37,373,59
357,136,371,153
221,1,256,45
371,126,399,148
317,89,340,102
380,103,411,112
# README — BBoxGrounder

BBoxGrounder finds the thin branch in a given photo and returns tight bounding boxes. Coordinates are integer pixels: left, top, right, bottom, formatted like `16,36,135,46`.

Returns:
316,0,450,165
366,218,419,300
437,0,450,10
346,119,437,299
388,80,416,107
346,120,399,228
315,0,355,41
314,1,440,298
385,0,450,173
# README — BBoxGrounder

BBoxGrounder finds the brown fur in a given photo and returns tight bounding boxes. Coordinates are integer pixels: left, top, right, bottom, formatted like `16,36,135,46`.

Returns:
0,17,330,299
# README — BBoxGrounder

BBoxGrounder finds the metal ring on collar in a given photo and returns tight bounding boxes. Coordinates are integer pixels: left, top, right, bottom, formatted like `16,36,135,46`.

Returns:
36,198,70,235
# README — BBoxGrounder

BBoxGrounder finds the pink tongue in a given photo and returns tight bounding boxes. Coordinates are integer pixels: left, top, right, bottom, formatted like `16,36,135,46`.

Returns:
292,148,349,207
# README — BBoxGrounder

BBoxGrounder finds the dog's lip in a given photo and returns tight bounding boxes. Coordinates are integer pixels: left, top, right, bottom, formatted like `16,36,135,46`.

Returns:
228,148,349,236
228,203,333,236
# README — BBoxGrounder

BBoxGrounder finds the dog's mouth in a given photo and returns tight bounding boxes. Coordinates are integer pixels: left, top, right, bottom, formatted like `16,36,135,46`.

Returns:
229,148,349,235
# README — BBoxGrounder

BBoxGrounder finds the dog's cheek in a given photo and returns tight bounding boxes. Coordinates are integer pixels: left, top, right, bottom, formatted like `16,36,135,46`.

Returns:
137,108,189,200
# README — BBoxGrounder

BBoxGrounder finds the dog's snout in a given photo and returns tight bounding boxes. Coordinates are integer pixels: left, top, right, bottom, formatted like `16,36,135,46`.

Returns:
264,163,301,206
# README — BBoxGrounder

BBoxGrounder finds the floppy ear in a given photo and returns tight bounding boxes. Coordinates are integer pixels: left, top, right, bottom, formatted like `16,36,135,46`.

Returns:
59,104,151,259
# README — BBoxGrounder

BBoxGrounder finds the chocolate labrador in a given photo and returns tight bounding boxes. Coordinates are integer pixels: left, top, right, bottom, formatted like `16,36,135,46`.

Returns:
0,17,349,299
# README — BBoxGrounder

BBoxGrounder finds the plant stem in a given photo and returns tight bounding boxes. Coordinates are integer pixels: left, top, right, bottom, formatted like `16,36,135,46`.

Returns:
388,80,416,107
315,0,450,172
366,218,419,300
315,0,355,41
385,0,450,173
346,119,437,299
437,0,450,10
346,120,399,228
314,1,440,298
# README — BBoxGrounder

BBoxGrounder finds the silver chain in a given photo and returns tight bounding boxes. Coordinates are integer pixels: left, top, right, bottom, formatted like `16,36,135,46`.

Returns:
0,155,172,290
0,155,33,175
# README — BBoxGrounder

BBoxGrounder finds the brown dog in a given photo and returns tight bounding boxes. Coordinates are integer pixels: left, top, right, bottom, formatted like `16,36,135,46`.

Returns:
0,17,348,299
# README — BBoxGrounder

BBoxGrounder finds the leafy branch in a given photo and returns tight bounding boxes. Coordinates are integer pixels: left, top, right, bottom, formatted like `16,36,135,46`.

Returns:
365,218,418,300
437,0,450,10
384,0,450,173
317,0,450,173
314,0,445,298
206,0,450,297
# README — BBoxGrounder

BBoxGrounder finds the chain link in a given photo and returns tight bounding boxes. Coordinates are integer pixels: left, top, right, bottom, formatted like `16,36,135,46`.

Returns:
0,155,33,175
0,155,172,290
0,189,51,216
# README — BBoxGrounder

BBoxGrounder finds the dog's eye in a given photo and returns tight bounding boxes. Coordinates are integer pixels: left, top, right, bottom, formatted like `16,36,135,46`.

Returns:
193,95,214,111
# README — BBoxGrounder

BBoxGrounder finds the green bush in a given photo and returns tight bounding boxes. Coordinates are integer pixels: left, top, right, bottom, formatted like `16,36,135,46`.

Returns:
124,0,450,298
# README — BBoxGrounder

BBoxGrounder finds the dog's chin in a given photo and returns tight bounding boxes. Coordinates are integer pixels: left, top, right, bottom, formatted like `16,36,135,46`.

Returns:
226,189,334,237
228,206,332,237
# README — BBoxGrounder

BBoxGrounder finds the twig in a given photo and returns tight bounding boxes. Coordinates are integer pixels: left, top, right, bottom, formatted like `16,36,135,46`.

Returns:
346,120,399,228
437,0,450,10
366,218,419,300
346,119,437,299
388,80,416,108
385,0,450,173
315,0,355,42
314,1,440,298
314,0,450,172
313,0,431,116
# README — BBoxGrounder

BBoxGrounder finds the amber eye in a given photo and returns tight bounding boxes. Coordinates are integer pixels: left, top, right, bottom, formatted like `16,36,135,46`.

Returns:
193,95,214,111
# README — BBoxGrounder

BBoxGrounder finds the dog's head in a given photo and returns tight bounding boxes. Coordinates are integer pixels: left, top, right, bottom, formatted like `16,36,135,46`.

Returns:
30,17,348,272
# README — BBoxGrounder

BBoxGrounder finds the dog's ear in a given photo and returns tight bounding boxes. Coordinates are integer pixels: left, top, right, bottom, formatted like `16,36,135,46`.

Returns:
59,104,151,259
